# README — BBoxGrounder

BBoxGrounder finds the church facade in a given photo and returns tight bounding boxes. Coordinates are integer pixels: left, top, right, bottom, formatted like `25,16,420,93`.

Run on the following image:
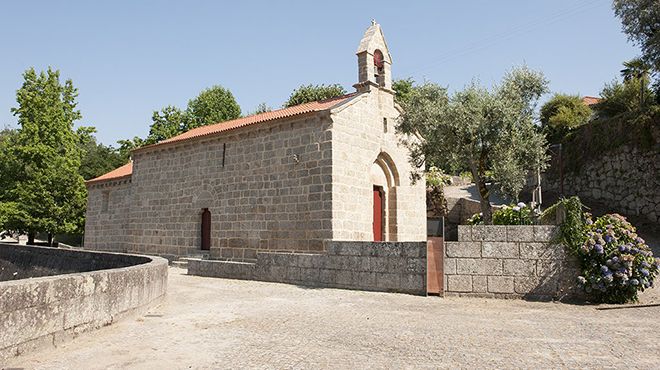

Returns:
84,23,426,261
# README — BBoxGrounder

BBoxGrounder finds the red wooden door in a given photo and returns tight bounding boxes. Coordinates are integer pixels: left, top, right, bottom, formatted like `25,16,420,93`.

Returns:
201,208,211,250
373,186,383,241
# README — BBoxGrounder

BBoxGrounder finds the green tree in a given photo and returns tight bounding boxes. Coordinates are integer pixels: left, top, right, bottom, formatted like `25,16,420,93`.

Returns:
251,102,272,115
620,57,654,108
144,105,188,145
595,77,655,117
284,84,346,107
116,136,145,162
185,85,241,129
0,68,87,243
613,0,660,71
540,94,592,143
397,67,549,224
77,127,125,180
392,78,416,106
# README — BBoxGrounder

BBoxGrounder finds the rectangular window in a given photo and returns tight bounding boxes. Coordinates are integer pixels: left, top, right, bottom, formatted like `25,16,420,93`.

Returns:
383,117,388,133
101,191,110,212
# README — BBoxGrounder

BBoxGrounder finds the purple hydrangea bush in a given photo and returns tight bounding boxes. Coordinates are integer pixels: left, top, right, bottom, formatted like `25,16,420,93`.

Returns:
576,213,659,303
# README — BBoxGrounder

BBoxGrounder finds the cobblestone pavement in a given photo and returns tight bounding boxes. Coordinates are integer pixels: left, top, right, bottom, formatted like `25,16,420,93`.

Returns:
8,267,660,369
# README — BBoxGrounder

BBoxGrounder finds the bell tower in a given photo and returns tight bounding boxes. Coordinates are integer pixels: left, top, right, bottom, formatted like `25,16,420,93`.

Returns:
354,20,393,93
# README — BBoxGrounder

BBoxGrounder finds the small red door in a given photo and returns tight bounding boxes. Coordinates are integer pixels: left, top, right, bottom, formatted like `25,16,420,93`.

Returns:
373,186,383,241
201,208,211,250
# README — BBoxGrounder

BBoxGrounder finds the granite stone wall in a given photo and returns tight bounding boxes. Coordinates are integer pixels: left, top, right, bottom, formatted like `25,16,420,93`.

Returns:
188,241,427,295
0,245,167,361
85,178,132,252
330,90,426,242
444,225,581,300
543,145,659,223
127,114,335,261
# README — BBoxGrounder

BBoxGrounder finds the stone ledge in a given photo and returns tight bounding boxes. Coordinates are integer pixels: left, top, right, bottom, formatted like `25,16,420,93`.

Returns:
0,245,167,362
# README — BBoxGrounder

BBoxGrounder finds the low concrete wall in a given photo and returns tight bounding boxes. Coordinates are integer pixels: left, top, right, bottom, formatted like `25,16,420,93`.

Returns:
188,241,427,295
444,225,581,300
0,244,168,361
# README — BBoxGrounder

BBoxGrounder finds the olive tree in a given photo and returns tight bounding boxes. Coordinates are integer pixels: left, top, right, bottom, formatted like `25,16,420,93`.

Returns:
397,67,549,224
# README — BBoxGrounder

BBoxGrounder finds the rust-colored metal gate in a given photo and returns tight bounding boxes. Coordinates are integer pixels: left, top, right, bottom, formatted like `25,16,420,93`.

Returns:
427,237,444,295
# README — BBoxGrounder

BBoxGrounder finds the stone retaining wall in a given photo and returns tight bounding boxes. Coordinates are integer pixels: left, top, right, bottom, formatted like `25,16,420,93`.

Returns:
188,241,426,295
543,145,659,223
444,225,581,300
0,244,168,361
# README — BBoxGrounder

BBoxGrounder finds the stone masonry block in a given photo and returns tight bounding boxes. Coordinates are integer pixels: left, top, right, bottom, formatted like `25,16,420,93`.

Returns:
471,226,507,242
358,271,377,287
519,243,566,260
447,275,472,292
375,272,400,289
400,274,424,292
515,276,558,295
472,275,487,293
444,258,457,275
405,258,426,274
482,242,518,258
456,258,503,275
457,225,472,241
506,226,535,242
487,276,514,293
533,226,559,242
536,260,561,277
368,257,389,273
401,245,425,258
445,242,481,258
503,259,536,276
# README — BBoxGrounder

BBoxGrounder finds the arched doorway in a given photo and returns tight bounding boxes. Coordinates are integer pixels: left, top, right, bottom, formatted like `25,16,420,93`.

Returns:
370,152,400,241
201,208,211,251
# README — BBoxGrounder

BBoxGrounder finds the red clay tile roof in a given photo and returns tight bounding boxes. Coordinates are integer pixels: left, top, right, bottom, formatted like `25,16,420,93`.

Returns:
582,96,601,106
86,162,132,185
88,93,357,184
134,93,357,153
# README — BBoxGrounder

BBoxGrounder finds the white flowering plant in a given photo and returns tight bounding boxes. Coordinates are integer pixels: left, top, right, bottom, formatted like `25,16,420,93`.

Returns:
467,202,535,225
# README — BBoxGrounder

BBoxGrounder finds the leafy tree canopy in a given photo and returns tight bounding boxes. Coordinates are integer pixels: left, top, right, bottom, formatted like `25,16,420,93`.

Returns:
144,105,187,145
613,0,660,72
540,94,592,143
0,67,87,237
284,84,346,107
397,66,549,224
185,85,241,129
595,77,656,117
392,78,416,106
77,126,125,180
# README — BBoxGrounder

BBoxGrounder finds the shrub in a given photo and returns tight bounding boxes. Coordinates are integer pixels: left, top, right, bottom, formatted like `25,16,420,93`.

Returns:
467,202,535,225
548,197,659,303
575,213,659,303
540,94,592,143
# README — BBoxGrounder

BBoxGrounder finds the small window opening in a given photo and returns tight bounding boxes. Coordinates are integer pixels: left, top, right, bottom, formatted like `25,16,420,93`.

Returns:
383,117,388,133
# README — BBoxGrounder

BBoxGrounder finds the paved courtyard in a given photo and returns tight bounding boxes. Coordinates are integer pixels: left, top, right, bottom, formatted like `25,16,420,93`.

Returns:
8,267,660,369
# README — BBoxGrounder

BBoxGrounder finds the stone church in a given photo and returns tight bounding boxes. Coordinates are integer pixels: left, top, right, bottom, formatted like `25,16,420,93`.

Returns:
85,23,426,261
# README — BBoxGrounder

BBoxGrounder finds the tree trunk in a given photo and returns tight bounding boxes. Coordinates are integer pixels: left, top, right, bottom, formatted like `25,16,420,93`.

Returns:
27,232,35,245
470,159,493,224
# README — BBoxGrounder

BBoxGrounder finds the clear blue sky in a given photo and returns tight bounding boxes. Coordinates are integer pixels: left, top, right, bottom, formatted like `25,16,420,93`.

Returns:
0,0,638,146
